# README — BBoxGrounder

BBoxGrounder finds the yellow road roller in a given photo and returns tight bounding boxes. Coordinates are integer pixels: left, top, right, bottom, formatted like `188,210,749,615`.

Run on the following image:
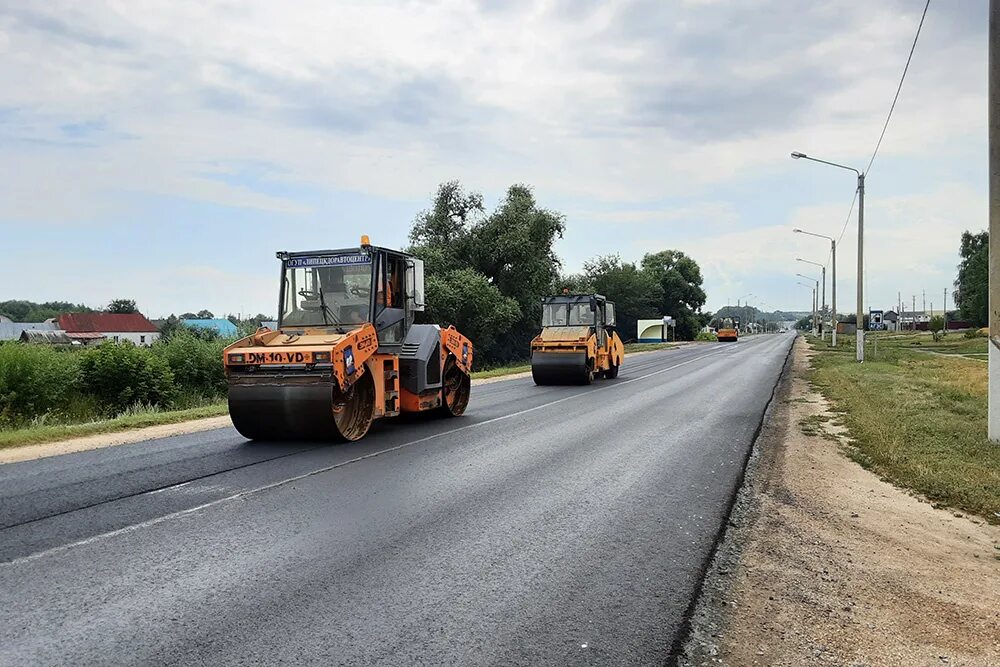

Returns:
530,293,624,385
223,237,473,441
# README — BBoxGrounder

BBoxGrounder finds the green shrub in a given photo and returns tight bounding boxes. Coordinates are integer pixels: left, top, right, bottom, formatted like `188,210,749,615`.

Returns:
0,345,80,425
696,331,718,341
78,342,175,412
151,330,227,396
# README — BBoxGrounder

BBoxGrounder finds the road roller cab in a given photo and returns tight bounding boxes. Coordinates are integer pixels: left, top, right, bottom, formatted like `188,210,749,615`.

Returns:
224,238,473,441
530,293,624,385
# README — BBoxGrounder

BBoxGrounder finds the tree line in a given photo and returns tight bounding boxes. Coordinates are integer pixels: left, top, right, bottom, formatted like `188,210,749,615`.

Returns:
409,181,708,365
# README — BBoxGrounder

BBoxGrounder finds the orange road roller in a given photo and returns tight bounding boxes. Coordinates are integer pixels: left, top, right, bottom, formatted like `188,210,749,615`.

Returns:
530,293,624,385
224,238,473,441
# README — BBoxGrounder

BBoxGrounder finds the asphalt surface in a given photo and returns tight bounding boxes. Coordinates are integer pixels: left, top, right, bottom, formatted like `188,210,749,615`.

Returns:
0,333,794,666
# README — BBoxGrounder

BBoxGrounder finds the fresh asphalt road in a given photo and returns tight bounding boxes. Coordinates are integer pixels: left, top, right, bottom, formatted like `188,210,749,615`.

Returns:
0,333,794,666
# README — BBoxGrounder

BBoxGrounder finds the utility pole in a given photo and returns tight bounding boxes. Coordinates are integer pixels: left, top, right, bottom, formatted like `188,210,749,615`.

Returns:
898,291,902,332
944,287,949,331
923,289,926,317
857,173,865,361
912,295,916,331
990,0,1000,441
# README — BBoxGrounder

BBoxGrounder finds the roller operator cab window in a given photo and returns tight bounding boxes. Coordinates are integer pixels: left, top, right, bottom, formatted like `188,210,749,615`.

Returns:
542,301,596,327
280,254,373,328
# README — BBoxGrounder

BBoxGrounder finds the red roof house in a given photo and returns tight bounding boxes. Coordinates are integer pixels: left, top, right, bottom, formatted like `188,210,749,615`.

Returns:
58,313,160,346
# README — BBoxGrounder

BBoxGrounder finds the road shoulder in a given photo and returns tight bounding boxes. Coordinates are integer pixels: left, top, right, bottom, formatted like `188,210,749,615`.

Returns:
680,337,1000,667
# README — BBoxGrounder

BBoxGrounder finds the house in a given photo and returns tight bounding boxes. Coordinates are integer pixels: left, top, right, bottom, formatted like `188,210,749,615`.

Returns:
19,329,73,345
181,318,238,337
898,310,930,327
0,316,57,341
883,310,899,331
58,313,160,346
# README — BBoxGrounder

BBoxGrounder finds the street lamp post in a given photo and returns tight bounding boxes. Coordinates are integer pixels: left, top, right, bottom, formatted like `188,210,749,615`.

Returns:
797,281,816,334
797,273,820,335
792,151,865,362
794,229,837,347
797,257,827,341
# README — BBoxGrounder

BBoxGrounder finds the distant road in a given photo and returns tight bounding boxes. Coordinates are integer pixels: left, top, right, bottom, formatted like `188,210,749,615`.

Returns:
0,333,793,666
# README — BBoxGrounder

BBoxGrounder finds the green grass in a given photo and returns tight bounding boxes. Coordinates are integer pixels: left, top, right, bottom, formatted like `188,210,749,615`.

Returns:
0,401,229,450
471,363,532,379
805,337,1000,523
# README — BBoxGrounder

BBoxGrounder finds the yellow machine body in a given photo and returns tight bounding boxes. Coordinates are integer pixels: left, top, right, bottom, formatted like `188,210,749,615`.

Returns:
530,294,624,385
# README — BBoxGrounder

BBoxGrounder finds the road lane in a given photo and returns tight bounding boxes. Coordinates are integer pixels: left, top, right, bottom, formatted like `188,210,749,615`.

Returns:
0,333,794,665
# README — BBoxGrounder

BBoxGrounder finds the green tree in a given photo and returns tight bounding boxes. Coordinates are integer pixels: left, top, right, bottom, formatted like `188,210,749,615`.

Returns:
107,299,138,314
640,250,707,340
409,181,565,364
929,315,945,332
577,255,663,341
424,269,521,354
954,230,988,327
196,309,214,319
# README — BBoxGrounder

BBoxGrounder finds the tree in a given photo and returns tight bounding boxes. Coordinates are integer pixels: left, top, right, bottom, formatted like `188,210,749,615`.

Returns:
954,230,988,327
576,255,662,342
408,181,565,364
640,250,708,340
929,315,945,332
196,309,214,319
107,299,137,314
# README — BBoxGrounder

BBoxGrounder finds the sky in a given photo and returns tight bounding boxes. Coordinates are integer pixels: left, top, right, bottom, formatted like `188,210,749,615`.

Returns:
0,0,988,318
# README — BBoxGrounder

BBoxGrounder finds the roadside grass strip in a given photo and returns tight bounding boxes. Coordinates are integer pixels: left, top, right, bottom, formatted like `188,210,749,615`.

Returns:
806,338,1000,524
0,403,229,450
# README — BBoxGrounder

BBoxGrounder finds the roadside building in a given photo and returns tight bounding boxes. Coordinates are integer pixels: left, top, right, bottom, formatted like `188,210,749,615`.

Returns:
883,310,899,331
19,329,73,345
0,316,57,342
58,312,160,346
898,310,929,329
181,318,238,337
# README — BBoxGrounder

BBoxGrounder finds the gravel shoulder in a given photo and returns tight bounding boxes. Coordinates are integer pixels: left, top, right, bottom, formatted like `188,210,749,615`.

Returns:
681,337,1000,667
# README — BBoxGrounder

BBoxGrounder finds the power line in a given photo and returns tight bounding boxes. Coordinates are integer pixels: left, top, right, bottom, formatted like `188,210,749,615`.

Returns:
833,0,930,248
865,0,931,176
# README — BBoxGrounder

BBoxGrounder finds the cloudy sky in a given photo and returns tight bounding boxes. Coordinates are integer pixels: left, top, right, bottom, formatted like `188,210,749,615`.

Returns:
0,0,987,318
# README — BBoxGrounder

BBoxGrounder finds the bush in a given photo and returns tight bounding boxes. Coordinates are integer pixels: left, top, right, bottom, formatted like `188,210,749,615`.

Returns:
78,342,176,413
695,331,718,342
0,345,80,426
151,330,227,396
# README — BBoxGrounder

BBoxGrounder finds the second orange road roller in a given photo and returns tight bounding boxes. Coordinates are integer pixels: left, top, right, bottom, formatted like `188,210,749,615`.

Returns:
530,293,624,385
223,237,473,441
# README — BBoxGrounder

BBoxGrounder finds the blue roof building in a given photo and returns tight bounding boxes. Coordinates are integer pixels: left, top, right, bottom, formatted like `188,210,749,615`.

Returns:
181,318,238,337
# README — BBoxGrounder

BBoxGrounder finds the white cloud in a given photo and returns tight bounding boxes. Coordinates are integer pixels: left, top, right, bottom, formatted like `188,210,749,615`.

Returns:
0,0,988,314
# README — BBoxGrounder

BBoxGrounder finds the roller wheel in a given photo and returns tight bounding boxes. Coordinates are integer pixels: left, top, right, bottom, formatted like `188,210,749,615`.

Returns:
582,366,594,385
605,362,620,379
440,356,471,416
331,371,376,441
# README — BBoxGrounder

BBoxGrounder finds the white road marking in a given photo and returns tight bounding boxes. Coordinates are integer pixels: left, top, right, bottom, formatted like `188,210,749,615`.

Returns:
3,342,762,566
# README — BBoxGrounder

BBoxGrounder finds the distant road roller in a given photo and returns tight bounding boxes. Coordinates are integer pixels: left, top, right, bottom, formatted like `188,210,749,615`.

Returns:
716,316,740,342
224,238,473,441
530,293,624,385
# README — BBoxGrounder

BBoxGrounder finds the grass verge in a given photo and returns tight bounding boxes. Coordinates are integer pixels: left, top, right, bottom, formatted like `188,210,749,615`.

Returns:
805,336,1000,523
0,402,229,450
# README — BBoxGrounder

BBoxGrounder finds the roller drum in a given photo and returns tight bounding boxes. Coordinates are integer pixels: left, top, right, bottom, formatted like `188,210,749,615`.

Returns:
531,351,591,385
228,371,375,441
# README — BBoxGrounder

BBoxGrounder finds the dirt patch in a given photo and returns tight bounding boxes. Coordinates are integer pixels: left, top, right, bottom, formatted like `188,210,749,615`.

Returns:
681,337,1000,667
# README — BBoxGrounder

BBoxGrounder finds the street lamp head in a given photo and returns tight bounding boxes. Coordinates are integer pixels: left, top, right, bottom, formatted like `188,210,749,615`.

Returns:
792,228,802,233
790,151,807,159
